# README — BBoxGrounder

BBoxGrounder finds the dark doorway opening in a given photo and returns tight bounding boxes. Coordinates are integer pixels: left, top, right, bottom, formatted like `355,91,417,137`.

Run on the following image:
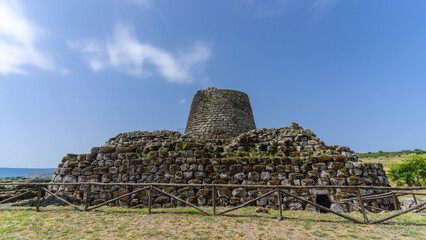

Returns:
316,195,331,213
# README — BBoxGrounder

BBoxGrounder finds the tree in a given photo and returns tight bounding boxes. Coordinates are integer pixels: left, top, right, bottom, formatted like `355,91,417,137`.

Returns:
388,154,426,186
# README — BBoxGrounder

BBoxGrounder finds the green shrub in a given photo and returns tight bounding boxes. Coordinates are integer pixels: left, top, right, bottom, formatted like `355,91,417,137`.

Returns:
388,155,426,186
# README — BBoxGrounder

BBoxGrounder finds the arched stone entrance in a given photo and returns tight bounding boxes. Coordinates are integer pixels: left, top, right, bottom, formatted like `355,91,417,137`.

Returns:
316,195,331,213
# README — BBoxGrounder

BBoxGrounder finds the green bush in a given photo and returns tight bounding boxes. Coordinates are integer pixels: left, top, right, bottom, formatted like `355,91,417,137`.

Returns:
388,155,426,186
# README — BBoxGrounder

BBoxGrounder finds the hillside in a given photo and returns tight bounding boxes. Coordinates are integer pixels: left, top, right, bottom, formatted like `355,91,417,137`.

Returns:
358,149,426,169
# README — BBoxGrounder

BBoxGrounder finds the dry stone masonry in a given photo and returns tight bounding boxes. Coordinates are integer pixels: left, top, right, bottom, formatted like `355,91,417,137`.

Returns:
51,88,394,212
185,87,256,139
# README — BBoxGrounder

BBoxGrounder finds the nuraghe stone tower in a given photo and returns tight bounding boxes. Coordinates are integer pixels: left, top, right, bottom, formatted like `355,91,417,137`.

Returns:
50,87,395,212
185,87,256,139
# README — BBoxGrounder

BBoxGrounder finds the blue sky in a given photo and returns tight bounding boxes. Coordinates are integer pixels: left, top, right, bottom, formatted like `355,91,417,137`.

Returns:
0,0,425,168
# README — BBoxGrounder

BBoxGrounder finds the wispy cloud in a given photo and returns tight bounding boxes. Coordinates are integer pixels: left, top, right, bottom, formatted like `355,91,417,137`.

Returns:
0,1,53,75
70,23,210,84
310,0,339,19
179,98,187,104
244,0,339,19
245,0,291,18
127,0,152,8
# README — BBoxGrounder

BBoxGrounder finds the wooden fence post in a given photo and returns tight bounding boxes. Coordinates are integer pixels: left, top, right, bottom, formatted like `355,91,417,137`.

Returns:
357,187,368,223
127,185,131,208
392,192,398,210
85,183,91,211
277,188,283,220
148,184,153,214
412,193,417,205
36,184,41,212
212,186,216,216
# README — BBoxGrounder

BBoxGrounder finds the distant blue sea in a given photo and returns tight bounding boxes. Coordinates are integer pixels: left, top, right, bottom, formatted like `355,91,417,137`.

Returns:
0,168,56,178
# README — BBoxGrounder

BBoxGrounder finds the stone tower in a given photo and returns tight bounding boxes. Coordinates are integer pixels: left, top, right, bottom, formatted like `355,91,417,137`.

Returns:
185,87,256,139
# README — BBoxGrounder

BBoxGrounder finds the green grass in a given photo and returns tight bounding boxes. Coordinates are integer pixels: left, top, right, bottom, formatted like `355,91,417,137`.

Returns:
0,206,424,239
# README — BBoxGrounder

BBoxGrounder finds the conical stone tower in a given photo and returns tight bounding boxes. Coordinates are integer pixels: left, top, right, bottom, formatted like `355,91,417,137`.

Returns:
185,87,256,139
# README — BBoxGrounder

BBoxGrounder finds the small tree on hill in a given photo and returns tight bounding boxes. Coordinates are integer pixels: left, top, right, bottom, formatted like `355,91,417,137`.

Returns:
388,154,426,186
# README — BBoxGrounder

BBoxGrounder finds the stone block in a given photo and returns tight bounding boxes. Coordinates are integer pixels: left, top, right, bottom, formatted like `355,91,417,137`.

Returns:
183,172,193,179
232,188,247,197
99,146,115,153
248,172,260,181
261,172,271,181
276,165,286,173
178,187,194,198
217,187,231,198
312,163,326,171
155,196,170,204
347,176,360,185
330,177,346,185
219,172,231,180
229,197,240,205
317,178,329,185
194,172,206,179
213,165,227,173
197,197,207,206
301,178,315,186
289,173,304,180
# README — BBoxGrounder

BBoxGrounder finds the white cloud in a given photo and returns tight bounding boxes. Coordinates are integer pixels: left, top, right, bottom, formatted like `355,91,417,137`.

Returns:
179,98,187,104
68,39,106,72
310,0,339,19
70,23,210,84
0,1,53,75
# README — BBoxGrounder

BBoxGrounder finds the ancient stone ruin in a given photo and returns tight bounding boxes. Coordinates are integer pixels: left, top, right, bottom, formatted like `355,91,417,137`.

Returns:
185,87,256,139
51,87,394,212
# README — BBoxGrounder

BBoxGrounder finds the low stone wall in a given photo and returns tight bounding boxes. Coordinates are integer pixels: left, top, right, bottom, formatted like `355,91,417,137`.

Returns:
0,179,50,203
52,151,392,211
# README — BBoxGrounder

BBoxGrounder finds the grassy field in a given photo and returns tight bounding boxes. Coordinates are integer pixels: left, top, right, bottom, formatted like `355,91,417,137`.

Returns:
358,150,425,170
359,154,408,170
0,206,425,239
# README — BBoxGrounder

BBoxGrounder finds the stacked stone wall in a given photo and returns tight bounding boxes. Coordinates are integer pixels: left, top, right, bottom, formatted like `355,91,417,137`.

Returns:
51,126,393,212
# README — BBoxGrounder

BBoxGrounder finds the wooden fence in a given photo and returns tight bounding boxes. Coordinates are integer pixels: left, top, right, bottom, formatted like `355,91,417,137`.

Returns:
1,182,425,225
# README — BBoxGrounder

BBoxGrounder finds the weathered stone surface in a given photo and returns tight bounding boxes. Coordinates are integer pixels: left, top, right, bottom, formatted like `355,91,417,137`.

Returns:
185,87,256,139
49,91,392,211
232,188,247,197
400,198,426,213
217,187,231,198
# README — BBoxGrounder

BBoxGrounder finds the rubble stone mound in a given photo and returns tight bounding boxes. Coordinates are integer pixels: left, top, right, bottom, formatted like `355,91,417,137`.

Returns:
51,121,394,212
